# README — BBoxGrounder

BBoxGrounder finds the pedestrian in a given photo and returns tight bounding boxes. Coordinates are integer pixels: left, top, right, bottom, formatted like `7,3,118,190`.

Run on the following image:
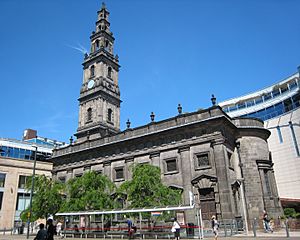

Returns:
171,217,180,240
127,218,134,239
46,219,56,240
211,215,219,240
263,210,271,232
34,223,47,240
56,221,62,238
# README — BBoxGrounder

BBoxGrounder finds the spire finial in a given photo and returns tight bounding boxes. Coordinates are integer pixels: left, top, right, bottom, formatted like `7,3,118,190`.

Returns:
150,112,155,122
211,94,217,106
177,104,182,115
102,2,106,9
126,119,131,129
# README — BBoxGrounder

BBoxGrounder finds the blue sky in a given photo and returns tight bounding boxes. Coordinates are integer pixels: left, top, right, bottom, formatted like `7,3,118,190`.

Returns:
0,0,299,142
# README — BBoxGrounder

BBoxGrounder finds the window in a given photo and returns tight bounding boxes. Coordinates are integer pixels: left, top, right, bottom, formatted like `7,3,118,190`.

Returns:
87,108,92,122
264,170,272,196
263,93,272,101
289,80,298,90
195,153,210,167
58,176,66,183
246,99,255,107
18,175,29,189
237,102,246,109
115,168,124,180
0,173,6,188
272,89,280,98
108,67,112,78
90,65,95,77
281,85,289,94
228,105,238,112
166,159,177,172
16,193,30,211
84,166,91,172
107,108,113,122
0,192,3,210
75,173,83,178
95,40,99,50
255,97,263,105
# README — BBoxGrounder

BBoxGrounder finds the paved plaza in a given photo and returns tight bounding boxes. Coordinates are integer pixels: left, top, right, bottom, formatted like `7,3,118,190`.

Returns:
0,231,300,240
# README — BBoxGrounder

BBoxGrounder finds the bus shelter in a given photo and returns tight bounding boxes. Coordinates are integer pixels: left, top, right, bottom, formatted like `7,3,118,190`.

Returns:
55,203,205,239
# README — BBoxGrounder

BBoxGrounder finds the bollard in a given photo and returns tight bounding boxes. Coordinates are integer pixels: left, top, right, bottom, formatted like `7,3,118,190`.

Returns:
224,222,227,237
285,219,290,238
253,218,257,238
3,228,6,235
230,220,233,236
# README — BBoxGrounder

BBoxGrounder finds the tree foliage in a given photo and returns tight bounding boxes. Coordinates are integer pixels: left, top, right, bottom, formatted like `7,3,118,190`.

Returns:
118,164,182,208
21,175,64,222
61,171,116,211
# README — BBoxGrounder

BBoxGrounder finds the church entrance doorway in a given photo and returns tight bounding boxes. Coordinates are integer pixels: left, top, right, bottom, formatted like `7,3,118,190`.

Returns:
199,188,216,220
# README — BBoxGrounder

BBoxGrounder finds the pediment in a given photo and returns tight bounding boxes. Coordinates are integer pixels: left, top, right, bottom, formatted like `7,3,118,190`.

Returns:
191,174,217,189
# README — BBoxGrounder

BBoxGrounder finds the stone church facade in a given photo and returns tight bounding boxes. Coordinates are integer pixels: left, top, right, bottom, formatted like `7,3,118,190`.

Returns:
52,3,282,225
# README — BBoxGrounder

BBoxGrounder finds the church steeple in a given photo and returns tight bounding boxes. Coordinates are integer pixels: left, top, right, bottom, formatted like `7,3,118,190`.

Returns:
75,3,121,142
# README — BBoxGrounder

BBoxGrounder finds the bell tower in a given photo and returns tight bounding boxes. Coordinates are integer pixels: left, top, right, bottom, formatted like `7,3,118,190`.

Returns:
75,2,121,142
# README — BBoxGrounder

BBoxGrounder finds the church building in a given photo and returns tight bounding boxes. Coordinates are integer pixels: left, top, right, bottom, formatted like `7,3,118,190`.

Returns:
51,3,282,225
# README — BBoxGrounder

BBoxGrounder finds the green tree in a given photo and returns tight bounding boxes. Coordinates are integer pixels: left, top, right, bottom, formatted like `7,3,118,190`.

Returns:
61,171,116,211
20,175,65,222
118,164,182,208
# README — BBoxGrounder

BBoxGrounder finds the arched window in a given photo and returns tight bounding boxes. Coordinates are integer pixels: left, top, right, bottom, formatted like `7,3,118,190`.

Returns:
108,108,113,122
90,65,95,77
108,67,112,78
95,40,99,50
87,108,92,122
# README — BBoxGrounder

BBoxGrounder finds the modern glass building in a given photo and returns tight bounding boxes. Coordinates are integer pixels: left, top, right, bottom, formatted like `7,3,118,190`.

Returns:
0,130,65,230
219,67,300,210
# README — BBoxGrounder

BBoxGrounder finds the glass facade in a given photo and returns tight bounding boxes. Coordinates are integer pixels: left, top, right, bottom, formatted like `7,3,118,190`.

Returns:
241,93,300,121
223,79,299,117
0,146,51,161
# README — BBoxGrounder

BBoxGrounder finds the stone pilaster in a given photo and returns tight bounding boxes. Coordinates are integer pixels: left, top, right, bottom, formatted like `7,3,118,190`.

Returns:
211,140,233,220
149,151,160,168
125,157,134,180
178,145,194,223
103,160,112,180
66,168,73,181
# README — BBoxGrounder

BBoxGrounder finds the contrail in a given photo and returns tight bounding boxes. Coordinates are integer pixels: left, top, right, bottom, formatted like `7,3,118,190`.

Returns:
65,43,88,54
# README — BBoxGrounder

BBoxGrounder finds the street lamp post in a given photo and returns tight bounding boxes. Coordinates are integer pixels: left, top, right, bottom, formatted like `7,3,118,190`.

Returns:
26,145,37,239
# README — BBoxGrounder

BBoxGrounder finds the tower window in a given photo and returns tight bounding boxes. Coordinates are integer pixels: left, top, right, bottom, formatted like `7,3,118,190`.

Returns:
87,108,92,122
95,40,99,50
90,65,95,77
105,40,109,48
108,67,112,78
107,108,113,122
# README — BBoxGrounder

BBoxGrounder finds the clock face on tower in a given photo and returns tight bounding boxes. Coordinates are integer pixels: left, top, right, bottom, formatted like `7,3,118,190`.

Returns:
87,79,95,89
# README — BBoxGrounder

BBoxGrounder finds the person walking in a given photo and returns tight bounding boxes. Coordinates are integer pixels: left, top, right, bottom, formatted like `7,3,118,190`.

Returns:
171,217,180,240
34,223,47,240
211,215,219,240
56,221,62,238
46,219,56,240
127,218,134,239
